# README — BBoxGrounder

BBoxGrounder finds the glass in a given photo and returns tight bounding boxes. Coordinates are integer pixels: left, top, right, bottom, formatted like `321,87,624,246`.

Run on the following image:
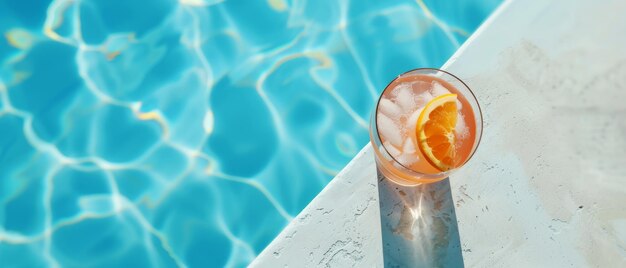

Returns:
370,68,483,186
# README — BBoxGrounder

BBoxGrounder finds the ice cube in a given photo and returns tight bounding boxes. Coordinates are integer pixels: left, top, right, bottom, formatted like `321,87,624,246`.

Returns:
430,81,451,97
455,113,469,140
377,113,403,147
402,138,416,154
407,107,423,132
383,141,401,158
394,83,416,113
411,81,431,92
415,91,434,107
397,152,418,166
456,99,463,110
378,98,402,118
392,83,410,97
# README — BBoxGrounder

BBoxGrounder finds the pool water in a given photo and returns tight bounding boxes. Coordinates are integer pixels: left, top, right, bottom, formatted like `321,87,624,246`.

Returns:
0,0,501,267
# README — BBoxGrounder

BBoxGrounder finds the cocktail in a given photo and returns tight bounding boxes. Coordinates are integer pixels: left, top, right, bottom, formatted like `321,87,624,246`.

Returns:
370,68,483,186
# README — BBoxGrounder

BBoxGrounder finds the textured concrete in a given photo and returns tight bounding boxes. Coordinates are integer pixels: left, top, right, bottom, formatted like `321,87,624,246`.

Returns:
445,0,626,266
250,146,383,267
252,0,626,266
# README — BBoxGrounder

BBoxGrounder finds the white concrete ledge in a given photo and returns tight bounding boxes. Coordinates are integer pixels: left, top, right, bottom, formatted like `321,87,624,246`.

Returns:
252,0,626,266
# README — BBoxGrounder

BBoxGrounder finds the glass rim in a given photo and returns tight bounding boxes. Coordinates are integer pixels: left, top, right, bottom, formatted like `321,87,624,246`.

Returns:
373,67,484,179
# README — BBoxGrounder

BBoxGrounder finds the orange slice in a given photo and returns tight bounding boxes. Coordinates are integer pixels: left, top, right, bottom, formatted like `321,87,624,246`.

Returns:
416,94,458,171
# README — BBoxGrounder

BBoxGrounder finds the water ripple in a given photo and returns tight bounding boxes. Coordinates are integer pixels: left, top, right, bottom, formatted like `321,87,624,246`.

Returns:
0,0,500,267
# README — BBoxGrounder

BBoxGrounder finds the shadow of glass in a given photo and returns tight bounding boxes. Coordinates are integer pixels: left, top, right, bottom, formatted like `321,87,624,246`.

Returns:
376,169,464,267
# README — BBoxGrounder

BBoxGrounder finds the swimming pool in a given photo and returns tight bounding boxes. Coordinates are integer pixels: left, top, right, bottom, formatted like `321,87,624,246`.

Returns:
0,0,501,267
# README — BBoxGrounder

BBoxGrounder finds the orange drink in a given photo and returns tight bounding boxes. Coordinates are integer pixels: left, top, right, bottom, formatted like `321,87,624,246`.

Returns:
370,68,483,186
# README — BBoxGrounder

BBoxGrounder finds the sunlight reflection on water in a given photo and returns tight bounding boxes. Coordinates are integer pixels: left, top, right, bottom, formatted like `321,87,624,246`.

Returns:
0,0,500,266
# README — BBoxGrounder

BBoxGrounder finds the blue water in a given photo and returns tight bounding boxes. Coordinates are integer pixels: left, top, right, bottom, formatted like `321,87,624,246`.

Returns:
0,0,500,267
